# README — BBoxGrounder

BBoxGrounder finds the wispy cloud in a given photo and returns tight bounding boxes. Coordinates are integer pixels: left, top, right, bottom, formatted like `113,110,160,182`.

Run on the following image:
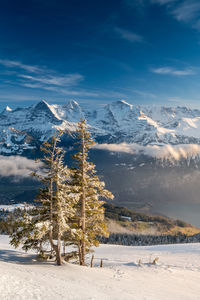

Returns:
125,0,176,8
151,67,196,76
167,96,182,102
150,0,200,30
133,90,157,98
0,58,92,97
21,82,99,97
123,0,147,8
172,1,200,23
18,73,84,87
125,0,200,31
0,59,41,73
151,0,176,5
114,27,144,43
0,58,139,100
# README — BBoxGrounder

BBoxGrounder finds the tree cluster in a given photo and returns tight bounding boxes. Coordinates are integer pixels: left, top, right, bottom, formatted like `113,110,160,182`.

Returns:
9,120,113,266
99,232,200,246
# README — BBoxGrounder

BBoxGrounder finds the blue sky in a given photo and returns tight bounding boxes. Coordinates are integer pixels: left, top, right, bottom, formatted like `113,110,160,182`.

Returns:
1,0,200,109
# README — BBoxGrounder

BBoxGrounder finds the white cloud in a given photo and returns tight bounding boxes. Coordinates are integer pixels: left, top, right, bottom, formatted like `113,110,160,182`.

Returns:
94,143,200,162
0,156,43,178
151,0,200,30
167,96,182,102
125,0,176,8
151,67,196,76
21,82,99,97
133,90,157,98
114,27,144,43
18,73,84,87
0,58,91,97
126,0,200,31
59,89,99,97
0,59,41,73
21,83,46,89
172,1,200,23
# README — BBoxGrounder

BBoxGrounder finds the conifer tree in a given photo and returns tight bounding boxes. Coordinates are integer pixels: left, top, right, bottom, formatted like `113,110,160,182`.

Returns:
10,132,77,265
71,119,114,265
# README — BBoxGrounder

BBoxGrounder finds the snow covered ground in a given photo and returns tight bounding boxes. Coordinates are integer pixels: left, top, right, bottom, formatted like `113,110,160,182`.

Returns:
0,204,34,212
1,235,200,300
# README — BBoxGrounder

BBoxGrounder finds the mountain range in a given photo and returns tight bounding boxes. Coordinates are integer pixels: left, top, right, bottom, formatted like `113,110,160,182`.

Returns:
1,99,200,155
2,99,200,225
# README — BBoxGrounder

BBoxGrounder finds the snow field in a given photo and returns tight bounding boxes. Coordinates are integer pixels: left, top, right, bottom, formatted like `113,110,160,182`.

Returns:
1,235,200,299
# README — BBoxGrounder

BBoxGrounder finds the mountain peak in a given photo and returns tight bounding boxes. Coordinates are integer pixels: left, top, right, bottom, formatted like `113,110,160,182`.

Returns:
35,99,49,107
66,100,80,110
5,106,12,112
1,105,13,115
31,100,61,124
64,100,84,122
33,99,52,112
119,99,131,106
110,100,133,109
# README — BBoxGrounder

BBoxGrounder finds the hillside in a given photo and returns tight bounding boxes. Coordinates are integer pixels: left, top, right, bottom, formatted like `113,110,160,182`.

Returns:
1,203,199,237
0,203,199,237
104,203,200,236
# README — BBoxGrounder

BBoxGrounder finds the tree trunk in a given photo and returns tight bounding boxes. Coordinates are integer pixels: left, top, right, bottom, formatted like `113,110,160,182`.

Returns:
49,230,62,265
78,240,82,265
63,241,65,256
56,232,62,266
80,130,86,266
81,189,86,265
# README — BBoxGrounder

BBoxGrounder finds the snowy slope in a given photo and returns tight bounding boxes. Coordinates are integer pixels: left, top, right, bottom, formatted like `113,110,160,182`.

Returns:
1,235,200,299
1,99,200,154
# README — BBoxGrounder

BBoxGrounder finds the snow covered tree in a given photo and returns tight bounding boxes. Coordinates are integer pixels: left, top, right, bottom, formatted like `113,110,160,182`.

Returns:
9,207,48,254
71,119,114,265
10,132,78,265
10,123,114,266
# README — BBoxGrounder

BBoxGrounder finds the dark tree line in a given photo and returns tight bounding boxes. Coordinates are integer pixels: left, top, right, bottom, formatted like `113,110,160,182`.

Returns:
99,232,200,246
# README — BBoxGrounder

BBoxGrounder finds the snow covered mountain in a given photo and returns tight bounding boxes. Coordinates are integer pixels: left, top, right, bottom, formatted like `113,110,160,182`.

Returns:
2,99,200,224
1,99,200,154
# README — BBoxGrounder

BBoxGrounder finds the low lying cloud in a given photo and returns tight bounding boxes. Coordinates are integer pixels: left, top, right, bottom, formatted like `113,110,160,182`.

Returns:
94,143,200,162
0,156,43,178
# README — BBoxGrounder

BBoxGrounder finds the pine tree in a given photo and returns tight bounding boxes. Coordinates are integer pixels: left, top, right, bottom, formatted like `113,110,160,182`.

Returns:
10,132,77,265
71,119,114,265
10,123,114,266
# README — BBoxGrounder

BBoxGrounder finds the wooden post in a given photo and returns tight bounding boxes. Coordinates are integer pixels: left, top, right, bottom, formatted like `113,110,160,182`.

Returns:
90,254,94,268
100,259,103,268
